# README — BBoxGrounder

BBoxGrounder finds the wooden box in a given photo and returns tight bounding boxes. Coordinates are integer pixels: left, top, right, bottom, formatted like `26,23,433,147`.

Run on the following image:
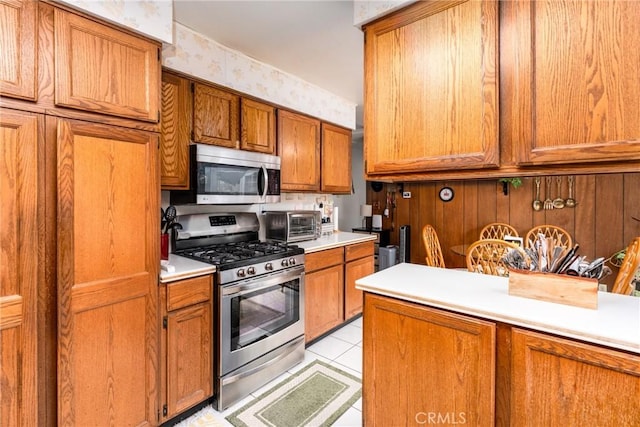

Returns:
508,269,598,309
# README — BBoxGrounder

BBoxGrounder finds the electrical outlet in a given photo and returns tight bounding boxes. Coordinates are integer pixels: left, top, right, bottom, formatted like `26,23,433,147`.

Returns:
402,191,411,199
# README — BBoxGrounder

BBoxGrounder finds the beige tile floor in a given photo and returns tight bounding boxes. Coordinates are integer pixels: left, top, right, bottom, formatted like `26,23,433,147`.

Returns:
174,317,363,427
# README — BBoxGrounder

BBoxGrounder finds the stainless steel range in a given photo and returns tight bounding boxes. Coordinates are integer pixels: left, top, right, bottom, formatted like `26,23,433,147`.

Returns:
173,213,305,411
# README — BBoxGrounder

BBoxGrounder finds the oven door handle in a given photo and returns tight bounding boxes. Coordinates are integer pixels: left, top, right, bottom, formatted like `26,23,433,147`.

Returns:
223,267,304,297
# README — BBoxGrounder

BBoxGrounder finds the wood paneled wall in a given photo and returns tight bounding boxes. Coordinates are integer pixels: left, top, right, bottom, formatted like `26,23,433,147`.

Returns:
367,173,640,288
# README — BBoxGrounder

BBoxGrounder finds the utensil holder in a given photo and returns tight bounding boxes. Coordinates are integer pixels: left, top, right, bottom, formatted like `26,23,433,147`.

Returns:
161,233,169,260
508,269,598,309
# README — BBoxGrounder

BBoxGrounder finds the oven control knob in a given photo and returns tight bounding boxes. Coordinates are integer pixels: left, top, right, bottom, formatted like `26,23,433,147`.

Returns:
247,267,256,275
237,269,245,277
289,257,296,265
281,259,289,267
265,263,273,271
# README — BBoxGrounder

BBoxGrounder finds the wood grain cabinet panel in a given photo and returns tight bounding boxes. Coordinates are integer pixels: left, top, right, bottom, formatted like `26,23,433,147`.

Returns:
344,252,374,320
193,82,239,148
363,0,499,178
161,71,192,189
0,0,37,100
53,8,160,122
240,98,276,154
510,328,640,425
504,0,640,165
305,264,344,343
362,293,496,426
321,123,352,194
160,274,213,422
277,109,321,192
0,109,40,427
56,118,159,426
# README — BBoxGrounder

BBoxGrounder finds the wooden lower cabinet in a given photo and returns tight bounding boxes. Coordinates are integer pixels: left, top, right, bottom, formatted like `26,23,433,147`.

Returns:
160,275,213,423
362,293,640,426
304,248,344,343
362,293,496,426
56,117,159,426
510,328,640,426
344,241,374,319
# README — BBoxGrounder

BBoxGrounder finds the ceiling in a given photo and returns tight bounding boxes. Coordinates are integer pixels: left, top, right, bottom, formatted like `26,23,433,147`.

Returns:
172,0,365,131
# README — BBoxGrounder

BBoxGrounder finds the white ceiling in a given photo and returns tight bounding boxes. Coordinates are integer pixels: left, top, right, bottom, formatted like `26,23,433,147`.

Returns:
172,0,365,130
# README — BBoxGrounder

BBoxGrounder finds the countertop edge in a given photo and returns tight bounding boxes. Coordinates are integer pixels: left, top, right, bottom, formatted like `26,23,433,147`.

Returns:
295,231,378,253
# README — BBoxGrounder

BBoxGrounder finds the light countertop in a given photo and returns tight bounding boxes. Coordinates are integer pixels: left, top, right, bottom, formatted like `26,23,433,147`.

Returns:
356,263,640,354
159,254,216,283
294,231,377,253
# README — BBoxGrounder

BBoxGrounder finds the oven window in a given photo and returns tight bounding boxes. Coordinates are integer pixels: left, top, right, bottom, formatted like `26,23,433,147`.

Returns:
230,279,300,351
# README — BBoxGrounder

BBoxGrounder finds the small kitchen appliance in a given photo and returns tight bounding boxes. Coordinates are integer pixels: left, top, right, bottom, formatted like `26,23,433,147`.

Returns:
172,212,305,410
263,210,322,243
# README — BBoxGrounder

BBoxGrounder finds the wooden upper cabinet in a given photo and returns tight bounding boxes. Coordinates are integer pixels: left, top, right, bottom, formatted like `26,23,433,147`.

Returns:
277,109,321,192
240,98,276,154
363,0,499,178
504,1,640,166
0,109,40,427
161,72,192,190
321,123,352,193
193,82,239,148
53,8,160,122
0,0,37,100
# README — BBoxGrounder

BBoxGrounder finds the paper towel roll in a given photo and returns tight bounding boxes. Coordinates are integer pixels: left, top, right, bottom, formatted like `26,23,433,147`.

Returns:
372,214,382,229
333,206,339,231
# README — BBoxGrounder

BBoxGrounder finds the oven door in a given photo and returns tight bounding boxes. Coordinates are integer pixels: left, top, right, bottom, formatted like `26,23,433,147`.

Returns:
220,265,304,375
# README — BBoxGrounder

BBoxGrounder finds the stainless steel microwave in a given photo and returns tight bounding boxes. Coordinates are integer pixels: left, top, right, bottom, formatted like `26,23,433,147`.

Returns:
170,144,281,205
264,211,321,243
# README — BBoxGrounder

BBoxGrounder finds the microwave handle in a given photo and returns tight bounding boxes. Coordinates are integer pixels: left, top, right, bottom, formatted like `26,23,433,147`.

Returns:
259,165,268,199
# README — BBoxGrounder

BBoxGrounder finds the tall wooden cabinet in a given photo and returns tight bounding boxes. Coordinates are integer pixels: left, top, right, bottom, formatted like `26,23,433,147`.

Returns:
504,0,640,166
0,0,37,100
56,118,159,426
363,0,499,177
0,109,41,427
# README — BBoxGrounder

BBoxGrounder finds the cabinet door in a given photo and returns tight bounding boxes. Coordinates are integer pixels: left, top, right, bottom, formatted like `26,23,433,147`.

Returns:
0,109,39,427
240,98,276,154
193,83,239,148
278,109,320,191
305,265,344,342
166,301,212,419
510,328,640,425
321,123,351,193
364,0,499,177
56,118,159,426
362,293,495,426
505,1,640,165
0,0,37,100
344,256,374,319
161,72,192,189
54,8,160,122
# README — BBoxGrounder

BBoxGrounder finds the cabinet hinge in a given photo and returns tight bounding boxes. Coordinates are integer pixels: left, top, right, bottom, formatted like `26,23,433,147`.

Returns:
163,316,168,329
163,404,168,417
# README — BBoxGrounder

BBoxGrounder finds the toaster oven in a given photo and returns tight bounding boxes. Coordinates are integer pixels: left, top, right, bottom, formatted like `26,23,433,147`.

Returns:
264,211,321,243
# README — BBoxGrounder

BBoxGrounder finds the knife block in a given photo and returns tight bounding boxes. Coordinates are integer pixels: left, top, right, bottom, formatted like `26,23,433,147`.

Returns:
508,269,598,309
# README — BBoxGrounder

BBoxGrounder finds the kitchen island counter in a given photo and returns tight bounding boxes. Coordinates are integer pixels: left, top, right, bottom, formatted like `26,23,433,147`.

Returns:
356,263,640,354
295,231,377,253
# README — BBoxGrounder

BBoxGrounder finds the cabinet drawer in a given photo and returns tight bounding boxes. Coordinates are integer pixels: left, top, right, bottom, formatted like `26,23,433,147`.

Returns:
345,241,375,262
305,247,344,273
167,275,212,311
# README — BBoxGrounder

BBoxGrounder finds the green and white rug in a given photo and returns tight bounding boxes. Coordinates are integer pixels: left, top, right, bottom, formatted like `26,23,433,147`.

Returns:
226,360,361,427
